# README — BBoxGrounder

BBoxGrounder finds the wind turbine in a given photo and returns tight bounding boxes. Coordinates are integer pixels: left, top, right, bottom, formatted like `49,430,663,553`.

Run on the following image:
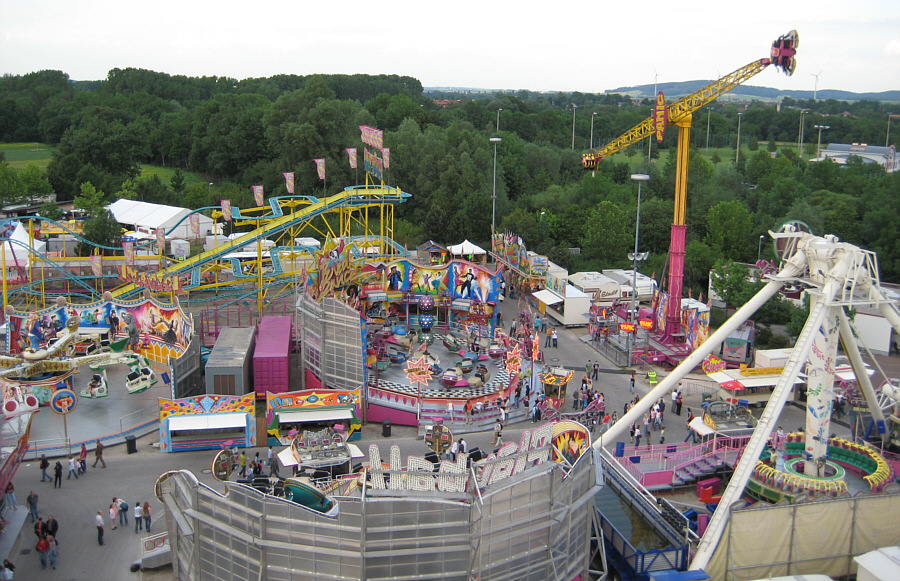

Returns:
811,70,822,101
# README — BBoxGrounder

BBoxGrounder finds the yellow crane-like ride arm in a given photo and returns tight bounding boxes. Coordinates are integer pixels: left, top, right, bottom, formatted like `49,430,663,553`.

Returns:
582,30,798,346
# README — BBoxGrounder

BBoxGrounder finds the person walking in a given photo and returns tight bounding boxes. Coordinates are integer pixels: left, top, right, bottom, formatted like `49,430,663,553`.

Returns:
492,420,503,446
238,452,247,477
95,511,105,545
33,517,44,540
117,498,129,527
134,501,143,533
39,454,50,482
66,456,79,480
26,491,38,523
551,329,558,348
78,443,88,475
35,535,50,569
4,482,16,510
53,462,62,488
92,440,106,468
46,535,59,570
142,501,152,533
544,327,552,348
44,515,58,539
634,425,642,448
592,362,599,381
267,447,278,477
629,374,636,394
448,439,459,462
676,391,683,416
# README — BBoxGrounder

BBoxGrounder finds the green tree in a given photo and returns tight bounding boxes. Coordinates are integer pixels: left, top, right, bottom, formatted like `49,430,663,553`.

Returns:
73,182,105,214
38,202,63,221
170,168,185,194
580,201,629,267
705,200,753,261
709,260,756,309
77,209,121,256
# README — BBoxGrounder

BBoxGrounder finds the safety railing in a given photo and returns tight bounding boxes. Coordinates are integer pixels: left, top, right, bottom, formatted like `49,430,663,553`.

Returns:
120,404,160,433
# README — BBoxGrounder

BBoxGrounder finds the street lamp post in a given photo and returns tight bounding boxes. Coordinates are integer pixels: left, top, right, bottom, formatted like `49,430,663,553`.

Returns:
813,124,830,159
757,235,765,262
490,137,502,233
887,114,896,148
590,112,598,150
798,109,809,156
208,182,214,195
735,113,742,165
570,104,578,149
706,107,711,150
496,108,502,132
627,174,650,367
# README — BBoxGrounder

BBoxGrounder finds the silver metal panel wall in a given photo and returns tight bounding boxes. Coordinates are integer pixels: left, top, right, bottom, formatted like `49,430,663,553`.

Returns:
160,451,597,581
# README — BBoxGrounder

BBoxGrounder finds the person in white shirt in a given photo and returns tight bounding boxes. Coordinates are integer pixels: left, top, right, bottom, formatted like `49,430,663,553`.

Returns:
134,502,143,533
448,439,459,461
95,511,105,545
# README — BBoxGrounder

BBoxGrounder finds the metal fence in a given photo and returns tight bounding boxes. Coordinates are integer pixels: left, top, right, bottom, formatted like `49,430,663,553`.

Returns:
119,404,160,433
159,448,598,581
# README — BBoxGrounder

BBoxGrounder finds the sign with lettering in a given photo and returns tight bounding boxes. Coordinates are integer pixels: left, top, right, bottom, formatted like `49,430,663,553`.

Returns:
653,92,668,143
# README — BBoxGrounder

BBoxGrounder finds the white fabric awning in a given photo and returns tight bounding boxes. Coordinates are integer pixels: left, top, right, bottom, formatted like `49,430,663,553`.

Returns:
168,413,247,431
277,408,353,424
533,289,564,306
277,447,299,467
346,443,365,459
448,239,486,255
689,417,715,436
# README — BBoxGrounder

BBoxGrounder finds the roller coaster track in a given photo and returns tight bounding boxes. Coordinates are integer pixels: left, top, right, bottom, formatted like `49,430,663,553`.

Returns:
109,185,410,299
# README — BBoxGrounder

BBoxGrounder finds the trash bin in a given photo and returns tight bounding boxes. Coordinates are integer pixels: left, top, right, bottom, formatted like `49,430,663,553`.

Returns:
125,435,137,454
381,420,391,438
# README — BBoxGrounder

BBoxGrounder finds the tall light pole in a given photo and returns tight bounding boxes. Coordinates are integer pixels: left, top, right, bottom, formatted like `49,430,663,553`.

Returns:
570,104,578,149
627,174,650,367
208,182,214,195
814,124,830,159
757,235,765,262
496,108,502,132
706,107,712,150
887,114,896,148
735,113,742,165
490,137,502,234
590,112,598,150
798,109,809,156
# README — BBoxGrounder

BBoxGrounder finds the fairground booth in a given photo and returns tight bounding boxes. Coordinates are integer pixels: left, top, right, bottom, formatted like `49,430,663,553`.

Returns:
158,392,256,452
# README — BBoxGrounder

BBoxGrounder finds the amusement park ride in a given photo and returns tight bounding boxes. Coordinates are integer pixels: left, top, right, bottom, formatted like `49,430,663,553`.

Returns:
583,30,799,353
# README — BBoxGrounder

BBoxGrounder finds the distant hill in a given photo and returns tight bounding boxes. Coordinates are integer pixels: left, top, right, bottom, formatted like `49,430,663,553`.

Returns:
609,80,900,103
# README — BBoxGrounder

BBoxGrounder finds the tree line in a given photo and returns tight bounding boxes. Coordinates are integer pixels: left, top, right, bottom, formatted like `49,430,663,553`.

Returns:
0,68,897,298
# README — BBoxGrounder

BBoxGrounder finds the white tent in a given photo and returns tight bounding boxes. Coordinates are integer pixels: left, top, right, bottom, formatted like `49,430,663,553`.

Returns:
448,239,486,257
106,199,215,240
2,222,46,267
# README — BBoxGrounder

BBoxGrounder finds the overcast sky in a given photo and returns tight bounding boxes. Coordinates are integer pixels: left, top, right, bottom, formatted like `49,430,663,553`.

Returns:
2,0,898,95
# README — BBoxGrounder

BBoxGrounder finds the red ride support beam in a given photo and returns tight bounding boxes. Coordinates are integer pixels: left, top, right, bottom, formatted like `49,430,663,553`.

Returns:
663,119,691,341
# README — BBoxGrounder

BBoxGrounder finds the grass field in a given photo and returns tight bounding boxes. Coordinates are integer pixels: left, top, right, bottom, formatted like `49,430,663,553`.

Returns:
0,142,54,169
1,142,209,186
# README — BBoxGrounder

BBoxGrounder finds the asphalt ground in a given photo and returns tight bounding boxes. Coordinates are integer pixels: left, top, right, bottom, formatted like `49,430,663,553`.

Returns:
3,290,892,580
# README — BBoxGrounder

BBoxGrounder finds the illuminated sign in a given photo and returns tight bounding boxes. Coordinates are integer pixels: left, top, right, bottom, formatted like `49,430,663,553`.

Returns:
639,319,653,329
653,92,668,143
739,364,785,376
619,322,636,333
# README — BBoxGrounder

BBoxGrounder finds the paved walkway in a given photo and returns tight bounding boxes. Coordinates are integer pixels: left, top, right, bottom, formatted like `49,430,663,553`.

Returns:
3,288,884,579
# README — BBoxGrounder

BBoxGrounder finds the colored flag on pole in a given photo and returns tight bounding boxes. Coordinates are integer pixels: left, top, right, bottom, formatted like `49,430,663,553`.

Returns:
251,185,264,206
314,158,326,180
190,213,200,237
383,148,390,169
90,254,102,277
221,200,232,222
122,241,134,263
156,227,165,249
283,172,294,194
346,148,357,169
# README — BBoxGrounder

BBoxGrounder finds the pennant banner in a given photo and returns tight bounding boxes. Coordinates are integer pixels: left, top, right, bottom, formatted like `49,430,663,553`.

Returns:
363,148,383,180
190,213,200,237
90,255,102,277
358,125,384,151
221,200,232,222
156,227,165,249
122,241,134,263
283,172,294,194
251,185,264,206
383,147,390,169
314,158,326,180
346,148,357,169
